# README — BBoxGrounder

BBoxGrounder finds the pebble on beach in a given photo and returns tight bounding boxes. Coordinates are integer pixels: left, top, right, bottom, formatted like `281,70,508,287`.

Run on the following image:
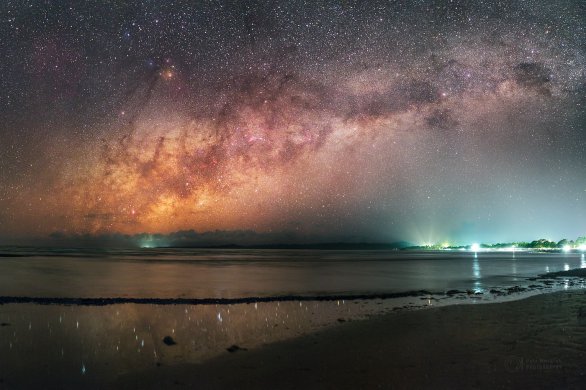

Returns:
162,336,177,346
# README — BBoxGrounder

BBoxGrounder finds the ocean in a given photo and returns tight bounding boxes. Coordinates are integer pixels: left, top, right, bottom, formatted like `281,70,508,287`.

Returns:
0,248,584,387
0,248,584,298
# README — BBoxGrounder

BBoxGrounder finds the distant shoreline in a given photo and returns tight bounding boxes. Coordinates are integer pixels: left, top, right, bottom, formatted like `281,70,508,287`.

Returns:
0,243,582,252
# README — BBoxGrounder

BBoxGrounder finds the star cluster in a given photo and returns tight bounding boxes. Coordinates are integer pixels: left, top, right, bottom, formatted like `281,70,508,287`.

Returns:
0,1,584,244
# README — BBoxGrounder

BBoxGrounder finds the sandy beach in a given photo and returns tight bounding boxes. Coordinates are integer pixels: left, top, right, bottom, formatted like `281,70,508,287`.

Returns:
116,289,586,389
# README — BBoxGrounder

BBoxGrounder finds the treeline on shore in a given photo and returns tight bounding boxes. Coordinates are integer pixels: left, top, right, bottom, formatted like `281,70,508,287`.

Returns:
410,236,586,250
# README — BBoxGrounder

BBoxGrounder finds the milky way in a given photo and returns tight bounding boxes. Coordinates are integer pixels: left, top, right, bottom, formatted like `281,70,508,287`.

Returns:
0,1,585,245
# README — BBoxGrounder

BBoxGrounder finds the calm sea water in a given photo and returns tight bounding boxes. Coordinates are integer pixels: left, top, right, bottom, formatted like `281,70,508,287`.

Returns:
0,248,584,298
0,248,584,387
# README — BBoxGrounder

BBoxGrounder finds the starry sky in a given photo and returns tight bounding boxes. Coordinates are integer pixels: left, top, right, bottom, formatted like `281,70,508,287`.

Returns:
0,0,585,246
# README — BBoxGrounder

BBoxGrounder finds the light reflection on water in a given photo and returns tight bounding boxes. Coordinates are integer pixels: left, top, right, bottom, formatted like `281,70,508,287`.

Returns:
472,255,482,292
0,300,395,387
1,285,585,388
0,250,585,298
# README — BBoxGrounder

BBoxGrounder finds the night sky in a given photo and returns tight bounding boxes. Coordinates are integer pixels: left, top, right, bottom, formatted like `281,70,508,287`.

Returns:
0,0,584,246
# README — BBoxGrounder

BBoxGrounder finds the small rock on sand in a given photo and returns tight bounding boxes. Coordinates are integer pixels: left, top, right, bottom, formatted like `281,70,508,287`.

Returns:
226,345,247,353
162,336,177,346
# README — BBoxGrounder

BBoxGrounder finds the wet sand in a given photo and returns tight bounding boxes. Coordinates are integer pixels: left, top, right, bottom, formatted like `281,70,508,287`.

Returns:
117,290,586,389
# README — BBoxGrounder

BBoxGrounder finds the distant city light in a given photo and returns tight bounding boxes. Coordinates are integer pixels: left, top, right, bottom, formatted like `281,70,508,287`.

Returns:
140,239,155,248
471,243,480,252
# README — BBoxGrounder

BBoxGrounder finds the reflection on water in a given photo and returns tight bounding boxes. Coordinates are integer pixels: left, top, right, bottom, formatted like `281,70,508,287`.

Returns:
2,286,584,388
1,250,585,299
0,300,395,387
472,254,482,292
